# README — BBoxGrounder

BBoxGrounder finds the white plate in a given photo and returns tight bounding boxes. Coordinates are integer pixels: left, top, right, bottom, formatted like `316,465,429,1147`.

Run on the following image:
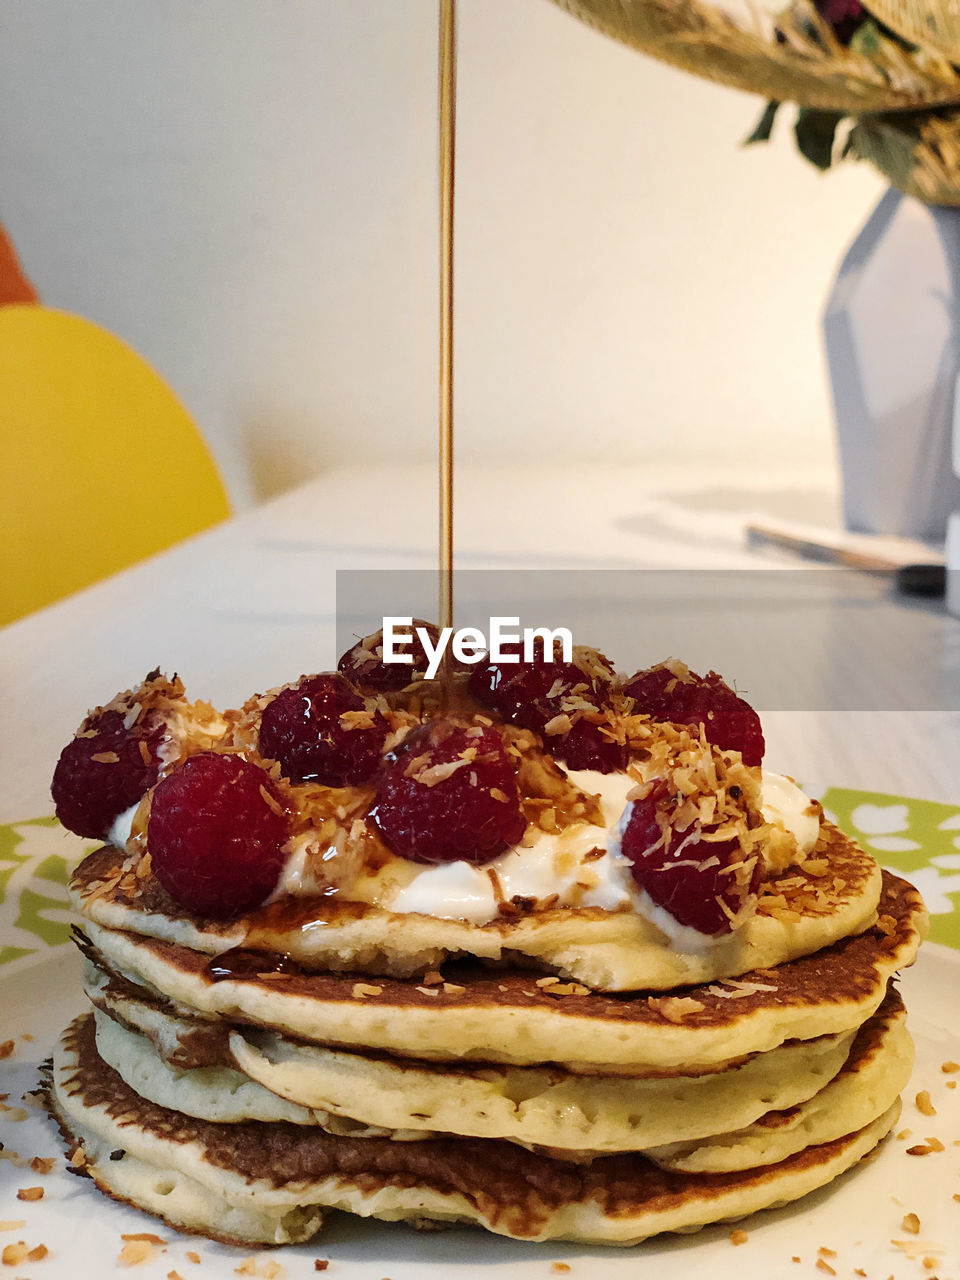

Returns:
2,944,959,1279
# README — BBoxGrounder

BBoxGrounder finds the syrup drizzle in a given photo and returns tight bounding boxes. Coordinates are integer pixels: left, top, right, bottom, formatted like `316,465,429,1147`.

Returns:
438,0,456,642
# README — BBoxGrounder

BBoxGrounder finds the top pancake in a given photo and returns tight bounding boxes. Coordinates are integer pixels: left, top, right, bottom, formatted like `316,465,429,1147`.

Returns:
71,821,881,992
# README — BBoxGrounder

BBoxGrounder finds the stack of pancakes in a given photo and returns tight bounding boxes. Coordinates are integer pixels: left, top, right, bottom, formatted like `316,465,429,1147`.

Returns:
47,821,926,1247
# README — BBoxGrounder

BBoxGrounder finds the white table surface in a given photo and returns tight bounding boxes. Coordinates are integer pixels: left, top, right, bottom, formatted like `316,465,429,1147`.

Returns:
3,461,959,823
4,462,960,1280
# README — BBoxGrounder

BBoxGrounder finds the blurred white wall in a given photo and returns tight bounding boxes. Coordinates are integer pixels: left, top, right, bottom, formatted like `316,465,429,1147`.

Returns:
0,0,884,508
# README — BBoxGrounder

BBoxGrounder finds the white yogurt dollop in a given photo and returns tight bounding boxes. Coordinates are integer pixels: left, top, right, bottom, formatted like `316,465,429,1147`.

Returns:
259,764,822,932
386,769,639,925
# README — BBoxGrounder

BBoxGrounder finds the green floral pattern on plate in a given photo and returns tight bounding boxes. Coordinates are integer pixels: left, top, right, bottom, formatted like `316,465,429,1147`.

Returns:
2,789,958,967
0,817,99,966
816,787,960,949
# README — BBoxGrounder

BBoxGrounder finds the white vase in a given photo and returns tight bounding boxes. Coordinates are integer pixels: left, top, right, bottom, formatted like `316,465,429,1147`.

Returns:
823,188,960,541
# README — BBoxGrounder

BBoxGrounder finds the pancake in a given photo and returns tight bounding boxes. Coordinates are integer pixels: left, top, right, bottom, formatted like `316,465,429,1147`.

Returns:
91,1009,429,1141
82,938,862,1084
70,822,882,992
81,952,228,1070
645,988,913,1172
47,1013,901,1247
225,1021,860,1154
79,871,926,1071
89,989,859,1154
91,1009,324,1127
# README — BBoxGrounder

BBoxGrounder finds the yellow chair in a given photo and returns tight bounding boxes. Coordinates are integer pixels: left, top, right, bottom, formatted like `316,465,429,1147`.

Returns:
1,304,231,624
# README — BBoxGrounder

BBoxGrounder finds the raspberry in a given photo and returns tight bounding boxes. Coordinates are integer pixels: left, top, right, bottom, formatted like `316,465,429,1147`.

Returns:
258,673,387,786
371,720,526,864
148,752,289,917
52,709,163,839
620,782,762,935
469,643,614,736
814,0,864,42
554,717,627,774
338,620,441,692
624,663,764,766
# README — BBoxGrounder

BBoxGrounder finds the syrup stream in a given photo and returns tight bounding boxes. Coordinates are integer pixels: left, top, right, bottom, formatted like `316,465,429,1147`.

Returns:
438,0,456,637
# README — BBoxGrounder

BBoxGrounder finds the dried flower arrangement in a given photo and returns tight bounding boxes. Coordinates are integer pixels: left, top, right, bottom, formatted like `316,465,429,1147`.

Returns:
551,0,960,202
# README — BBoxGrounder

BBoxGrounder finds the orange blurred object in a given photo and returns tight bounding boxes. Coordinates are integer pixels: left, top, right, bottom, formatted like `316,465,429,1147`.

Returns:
0,225,38,304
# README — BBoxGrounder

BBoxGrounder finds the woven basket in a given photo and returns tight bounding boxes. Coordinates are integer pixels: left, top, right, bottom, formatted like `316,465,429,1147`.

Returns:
549,0,960,199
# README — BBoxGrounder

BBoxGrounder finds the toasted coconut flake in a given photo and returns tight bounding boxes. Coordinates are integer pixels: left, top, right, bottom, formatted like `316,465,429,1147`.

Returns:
916,1090,937,1116
729,1229,749,1245
891,1238,945,1263
1,1242,29,1266
647,996,705,1023
0,1043,13,1061
0,1225,25,1235
258,785,285,818
351,984,382,999
487,868,505,904
414,758,469,787
906,1140,942,1155
14,1189,41,1203
543,713,573,737
902,1213,921,1233
339,709,376,731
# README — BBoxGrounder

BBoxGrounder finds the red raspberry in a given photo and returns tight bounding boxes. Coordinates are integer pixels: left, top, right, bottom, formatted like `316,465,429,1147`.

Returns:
469,643,614,735
148,752,289,917
371,720,526,864
620,782,762,935
555,717,627,774
624,663,764,766
338,620,441,692
52,709,163,839
258,673,387,786
814,0,864,42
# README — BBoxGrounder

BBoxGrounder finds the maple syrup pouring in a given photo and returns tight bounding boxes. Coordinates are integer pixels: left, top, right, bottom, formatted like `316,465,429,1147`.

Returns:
438,0,456,693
